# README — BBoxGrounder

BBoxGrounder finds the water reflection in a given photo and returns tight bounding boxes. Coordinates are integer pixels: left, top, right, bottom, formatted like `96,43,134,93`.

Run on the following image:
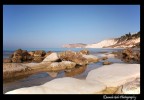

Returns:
3,63,99,93
65,65,87,77
3,52,125,94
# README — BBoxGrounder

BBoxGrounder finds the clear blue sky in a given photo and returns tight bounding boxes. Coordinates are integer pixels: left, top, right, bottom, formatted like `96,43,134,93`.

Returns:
3,5,140,48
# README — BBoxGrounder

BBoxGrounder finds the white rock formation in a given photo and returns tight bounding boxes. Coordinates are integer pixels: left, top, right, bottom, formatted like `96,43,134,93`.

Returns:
85,37,140,48
86,63,140,87
86,39,117,48
6,77,106,94
42,53,59,62
5,63,140,94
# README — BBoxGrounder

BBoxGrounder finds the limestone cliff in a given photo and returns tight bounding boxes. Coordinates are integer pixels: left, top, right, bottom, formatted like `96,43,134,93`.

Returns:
86,31,140,48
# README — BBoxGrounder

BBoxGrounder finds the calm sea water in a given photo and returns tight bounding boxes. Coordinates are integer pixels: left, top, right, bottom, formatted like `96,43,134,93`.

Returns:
3,48,123,58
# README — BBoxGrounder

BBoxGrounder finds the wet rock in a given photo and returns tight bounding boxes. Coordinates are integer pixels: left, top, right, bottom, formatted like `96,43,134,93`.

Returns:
5,77,106,94
3,58,12,63
79,49,89,55
34,50,46,57
65,65,87,77
58,51,88,65
43,53,59,62
103,61,112,65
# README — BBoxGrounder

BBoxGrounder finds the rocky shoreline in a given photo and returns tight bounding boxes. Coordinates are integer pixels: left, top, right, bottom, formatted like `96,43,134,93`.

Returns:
3,49,99,80
5,63,140,94
3,48,140,94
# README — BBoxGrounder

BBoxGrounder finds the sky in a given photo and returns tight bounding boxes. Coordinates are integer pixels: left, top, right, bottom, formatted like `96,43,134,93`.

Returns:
3,5,140,48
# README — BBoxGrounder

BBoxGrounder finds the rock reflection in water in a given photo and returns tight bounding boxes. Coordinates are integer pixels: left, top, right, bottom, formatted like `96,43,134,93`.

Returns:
65,65,87,77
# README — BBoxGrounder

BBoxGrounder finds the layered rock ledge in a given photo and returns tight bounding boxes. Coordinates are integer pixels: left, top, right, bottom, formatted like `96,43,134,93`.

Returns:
5,63,140,94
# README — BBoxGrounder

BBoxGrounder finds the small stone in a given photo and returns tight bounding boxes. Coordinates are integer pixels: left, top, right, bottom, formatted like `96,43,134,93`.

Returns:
101,57,108,60
103,61,112,65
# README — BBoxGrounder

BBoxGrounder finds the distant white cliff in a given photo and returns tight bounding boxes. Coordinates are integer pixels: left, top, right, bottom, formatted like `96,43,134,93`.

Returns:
63,32,140,48
85,38,118,48
63,43,87,48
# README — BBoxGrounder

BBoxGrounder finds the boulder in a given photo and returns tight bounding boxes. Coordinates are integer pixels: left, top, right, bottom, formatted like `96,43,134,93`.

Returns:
11,57,22,63
58,51,88,65
82,55,99,63
34,50,46,57
3,58,11,63
122,48,133,58
5,77,106,94
119,48,140,63
86,63,140,87
11,49,32,62
44,51,53,57
14,49,23,55
48,61,76,71
79,49,89,55
42,53,59,62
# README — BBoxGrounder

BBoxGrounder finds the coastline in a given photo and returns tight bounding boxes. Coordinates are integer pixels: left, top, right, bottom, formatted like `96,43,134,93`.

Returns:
3,48,140,94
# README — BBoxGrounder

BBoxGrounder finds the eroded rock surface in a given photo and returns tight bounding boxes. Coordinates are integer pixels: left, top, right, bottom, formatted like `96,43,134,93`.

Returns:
5,77,106,94
86,63,140,87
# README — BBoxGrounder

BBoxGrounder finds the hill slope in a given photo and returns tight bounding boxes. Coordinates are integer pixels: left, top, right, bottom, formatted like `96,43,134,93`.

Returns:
86,32,140,48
